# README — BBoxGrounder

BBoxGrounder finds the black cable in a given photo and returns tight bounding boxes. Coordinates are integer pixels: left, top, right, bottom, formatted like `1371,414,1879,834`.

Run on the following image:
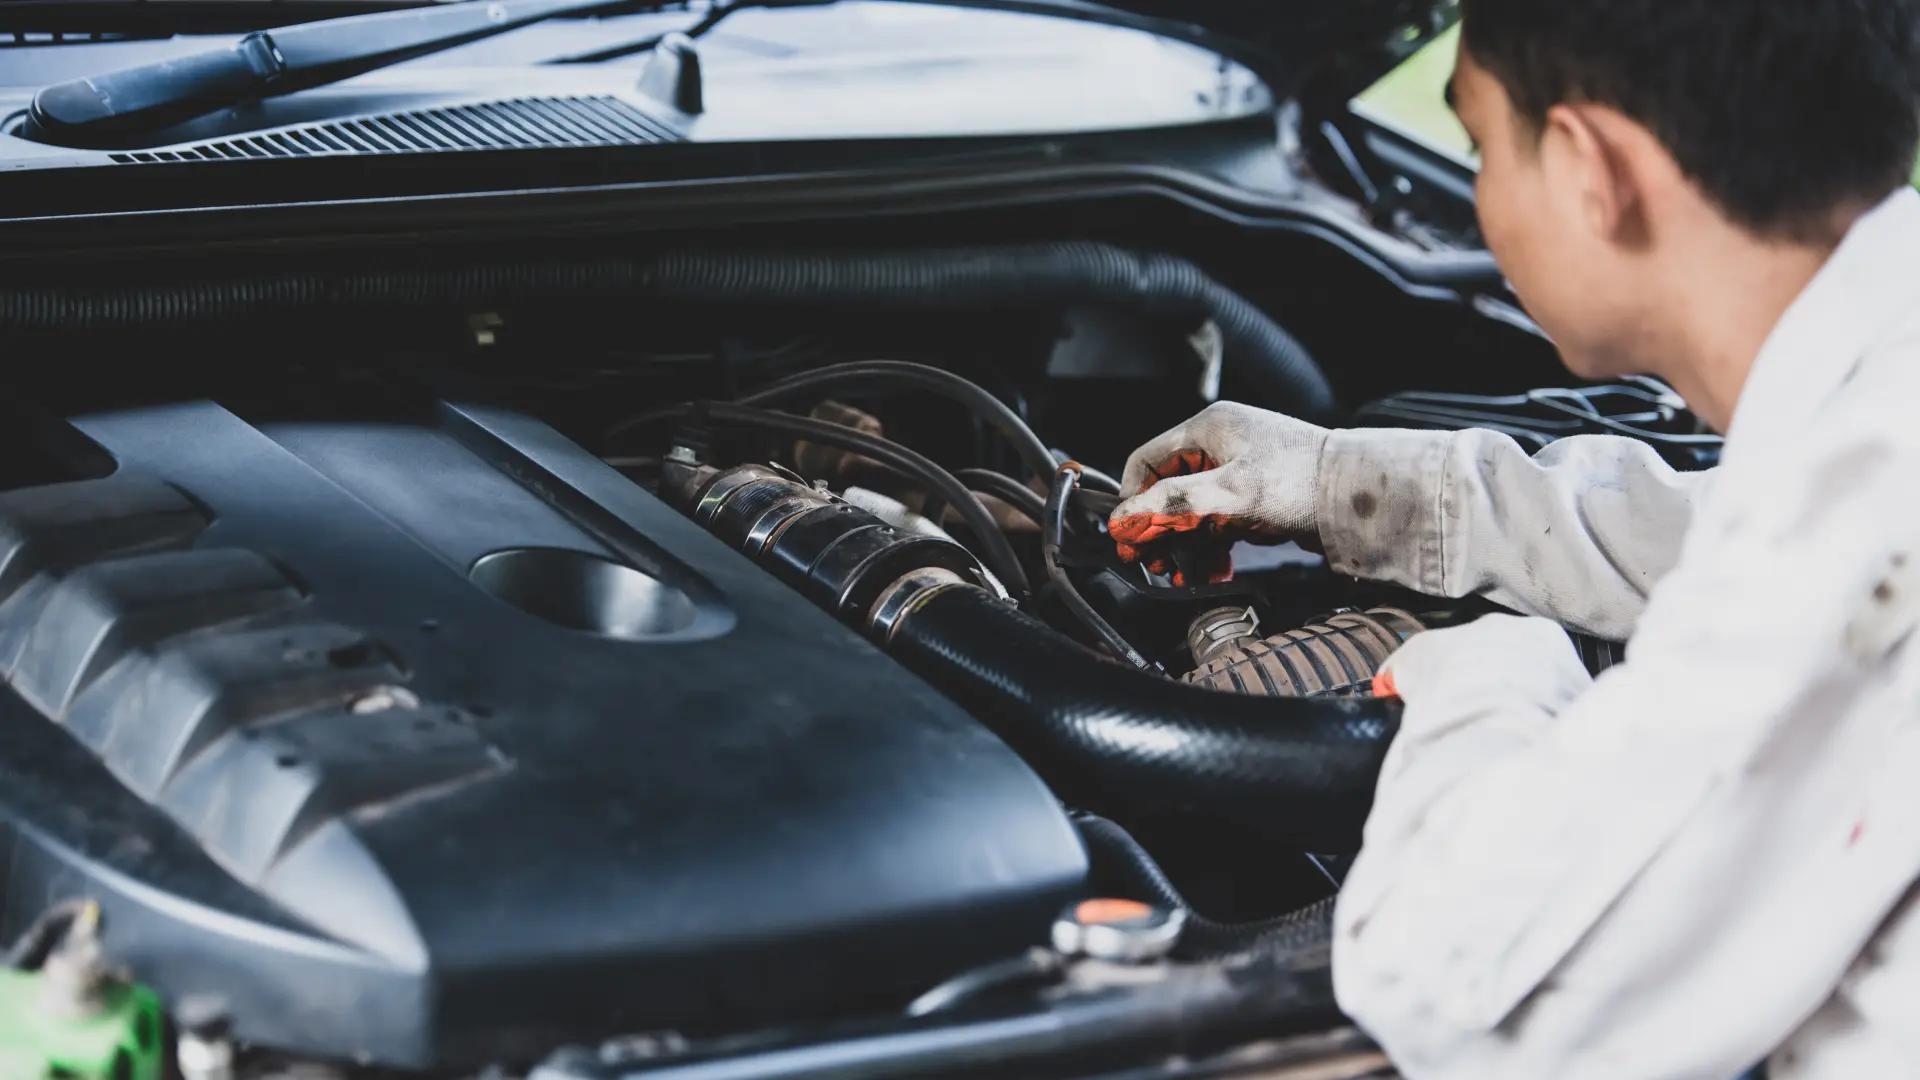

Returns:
1042,464,1154,671
903,949,1064,1018
1073,460,1122,495
608,360,1062,484
1072,813,1335,963
687,403,1031,595
917,495,950,536
956,468,1045,524
735,361,1060,484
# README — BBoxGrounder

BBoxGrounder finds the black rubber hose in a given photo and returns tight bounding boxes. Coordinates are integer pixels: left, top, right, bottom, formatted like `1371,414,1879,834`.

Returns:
1070,459,1123,495
1072,813,1335,963
689,403,1032,596
2,244,1336,418
1041,465,1155,670
886,587,1398,853
738,361,1061,484
609,360,1063,483
955,468,1046,524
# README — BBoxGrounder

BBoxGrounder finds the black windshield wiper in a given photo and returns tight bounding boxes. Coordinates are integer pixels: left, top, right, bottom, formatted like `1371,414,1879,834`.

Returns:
26,0,661,147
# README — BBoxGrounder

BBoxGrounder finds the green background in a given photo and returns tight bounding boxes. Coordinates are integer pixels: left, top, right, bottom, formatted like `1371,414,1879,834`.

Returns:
1353,25,1920,189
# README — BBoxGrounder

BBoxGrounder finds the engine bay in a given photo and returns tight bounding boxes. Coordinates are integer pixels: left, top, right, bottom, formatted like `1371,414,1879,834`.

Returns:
0,226,1717,1077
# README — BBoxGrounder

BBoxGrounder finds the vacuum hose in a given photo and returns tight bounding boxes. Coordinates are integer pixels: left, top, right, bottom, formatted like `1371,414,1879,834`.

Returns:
2,242,1336,418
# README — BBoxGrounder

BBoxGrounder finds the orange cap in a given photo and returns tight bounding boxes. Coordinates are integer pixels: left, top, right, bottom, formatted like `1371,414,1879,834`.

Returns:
1073,898,1155,926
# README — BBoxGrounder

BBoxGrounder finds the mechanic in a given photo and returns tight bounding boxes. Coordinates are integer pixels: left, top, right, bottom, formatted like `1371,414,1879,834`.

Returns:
1108,2,1920,1077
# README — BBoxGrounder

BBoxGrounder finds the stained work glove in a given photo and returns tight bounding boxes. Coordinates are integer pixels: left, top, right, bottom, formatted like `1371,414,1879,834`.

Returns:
1371,614,1591,711
1108,402,1330,585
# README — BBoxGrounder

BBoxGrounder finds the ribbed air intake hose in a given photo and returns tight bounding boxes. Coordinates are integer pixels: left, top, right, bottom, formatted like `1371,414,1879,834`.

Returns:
1,242,1336,418
886,586,1399,854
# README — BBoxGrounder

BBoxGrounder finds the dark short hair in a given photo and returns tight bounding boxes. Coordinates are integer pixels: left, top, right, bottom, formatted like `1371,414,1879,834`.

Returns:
1460,0,1920,241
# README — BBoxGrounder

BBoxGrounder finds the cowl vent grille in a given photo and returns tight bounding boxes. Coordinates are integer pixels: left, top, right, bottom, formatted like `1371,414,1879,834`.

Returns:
108,95,681,163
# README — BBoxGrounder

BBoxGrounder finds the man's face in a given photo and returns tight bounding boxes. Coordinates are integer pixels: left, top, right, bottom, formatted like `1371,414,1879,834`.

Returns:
1450,49,1643,378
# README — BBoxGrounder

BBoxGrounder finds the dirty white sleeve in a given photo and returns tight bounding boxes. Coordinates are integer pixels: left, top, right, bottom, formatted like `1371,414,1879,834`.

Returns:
1331,426,1920,1080
1314,429,1709,639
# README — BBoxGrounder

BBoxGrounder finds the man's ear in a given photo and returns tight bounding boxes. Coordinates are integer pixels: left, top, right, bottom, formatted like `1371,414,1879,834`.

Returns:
1541,102,1657,248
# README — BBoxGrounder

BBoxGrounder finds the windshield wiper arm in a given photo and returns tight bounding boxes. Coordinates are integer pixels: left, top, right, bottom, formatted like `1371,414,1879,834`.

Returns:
27,0,655,147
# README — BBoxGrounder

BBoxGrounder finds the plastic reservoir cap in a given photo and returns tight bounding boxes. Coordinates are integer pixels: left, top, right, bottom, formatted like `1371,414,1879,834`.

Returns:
1050,898,1186,963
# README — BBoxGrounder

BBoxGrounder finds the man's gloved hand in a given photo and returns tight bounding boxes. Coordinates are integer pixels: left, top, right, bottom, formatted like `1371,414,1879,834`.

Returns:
1372,615,1592,713
1108,402,1330,585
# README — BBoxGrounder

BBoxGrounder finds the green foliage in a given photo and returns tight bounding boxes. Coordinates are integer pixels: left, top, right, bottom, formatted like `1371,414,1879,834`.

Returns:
1354,24,1920,189
1353,25,1473,162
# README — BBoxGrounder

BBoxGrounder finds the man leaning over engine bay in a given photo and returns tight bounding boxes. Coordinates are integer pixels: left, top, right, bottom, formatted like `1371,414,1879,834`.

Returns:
1109,2,1920,1078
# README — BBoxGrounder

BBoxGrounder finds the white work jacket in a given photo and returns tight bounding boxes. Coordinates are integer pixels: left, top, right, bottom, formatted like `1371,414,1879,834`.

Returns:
1320,187,1920,1080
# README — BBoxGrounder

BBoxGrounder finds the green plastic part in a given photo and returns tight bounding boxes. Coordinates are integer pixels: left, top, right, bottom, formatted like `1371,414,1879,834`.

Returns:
0,968,164,1080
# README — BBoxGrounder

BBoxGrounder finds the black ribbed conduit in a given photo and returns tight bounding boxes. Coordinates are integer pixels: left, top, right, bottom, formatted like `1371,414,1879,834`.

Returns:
1,243,1336,418
887,587,1398,853
1072,813,1336,963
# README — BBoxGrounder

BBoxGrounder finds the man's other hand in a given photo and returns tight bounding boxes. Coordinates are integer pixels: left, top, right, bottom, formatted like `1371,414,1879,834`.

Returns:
1374,614,1591,713
1108,402,1330,585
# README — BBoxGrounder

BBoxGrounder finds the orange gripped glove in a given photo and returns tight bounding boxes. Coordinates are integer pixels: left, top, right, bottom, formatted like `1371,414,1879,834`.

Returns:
1108,402,1330,586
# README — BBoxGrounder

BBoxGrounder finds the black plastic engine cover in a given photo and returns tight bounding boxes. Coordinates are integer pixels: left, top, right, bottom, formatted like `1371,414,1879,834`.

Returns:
0,401,1086,1068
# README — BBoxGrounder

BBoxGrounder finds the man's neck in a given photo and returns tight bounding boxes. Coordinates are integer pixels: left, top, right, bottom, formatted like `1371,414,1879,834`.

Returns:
1651,221,1848,433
